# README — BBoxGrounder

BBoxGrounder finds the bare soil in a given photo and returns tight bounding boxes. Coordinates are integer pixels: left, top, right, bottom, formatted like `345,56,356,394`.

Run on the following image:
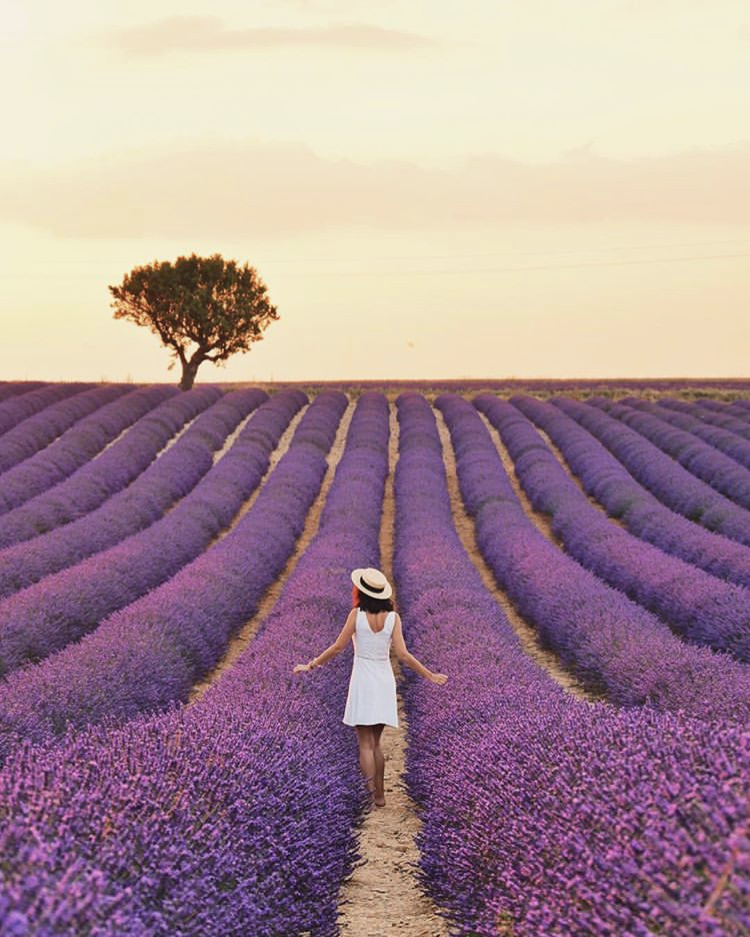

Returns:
436,408,594,701
210,403,269,464
337,404,451,937
474,411,564,549
163,402,308,523
531,422,628,529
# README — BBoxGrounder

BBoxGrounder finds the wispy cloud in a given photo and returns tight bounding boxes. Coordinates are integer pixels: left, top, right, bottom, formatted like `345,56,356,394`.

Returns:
0,138,748,239
96,15,434,55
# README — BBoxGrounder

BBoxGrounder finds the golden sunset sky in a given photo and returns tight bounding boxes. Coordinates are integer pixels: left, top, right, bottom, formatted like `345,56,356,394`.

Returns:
2,0,749,382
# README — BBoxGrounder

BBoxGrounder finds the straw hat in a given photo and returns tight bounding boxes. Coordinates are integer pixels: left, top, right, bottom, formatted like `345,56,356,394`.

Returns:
351,567,393,600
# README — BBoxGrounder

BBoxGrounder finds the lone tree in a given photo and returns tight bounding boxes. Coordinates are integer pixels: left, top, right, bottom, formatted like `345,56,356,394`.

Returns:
108,252,279,390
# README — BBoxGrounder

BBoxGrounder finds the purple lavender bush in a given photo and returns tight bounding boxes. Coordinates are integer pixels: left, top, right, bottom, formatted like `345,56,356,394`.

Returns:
551,395,750,546
589,396,750,505
0,382,95,437
0,391,345,755
394,392,750,935
435,393,750,719
658,397,750,438
0,391,390,936
626,396,750,466
475,395,750,660
0,386,223,549
0,389,300,674
0,384,175,510
507,393,750,590
0,384,131,474
0,388,269,599
0,381,47,403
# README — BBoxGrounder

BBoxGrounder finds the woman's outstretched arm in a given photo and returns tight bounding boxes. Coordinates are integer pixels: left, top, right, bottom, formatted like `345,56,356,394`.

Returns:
390,615,448,684
292,608,356,673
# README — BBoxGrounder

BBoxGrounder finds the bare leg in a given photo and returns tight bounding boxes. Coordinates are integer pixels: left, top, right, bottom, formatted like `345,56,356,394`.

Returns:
372,723,386,806
355,726,376,797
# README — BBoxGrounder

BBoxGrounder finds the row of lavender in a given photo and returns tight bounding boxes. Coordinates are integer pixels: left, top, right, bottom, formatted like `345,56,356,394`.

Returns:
476,396,750,661
0,384,177,511
0,382,96,436
0,381,47,404
506,394,750,658
0,387,289,674
0,391,389,936
395,392,749,935
0,387,265,598
510,395,750,590
291,378,750,394
437,394,750,718
0,386,225,548
549,395,750,545
591,395,750,505
0,384,131,474
0,391,346,758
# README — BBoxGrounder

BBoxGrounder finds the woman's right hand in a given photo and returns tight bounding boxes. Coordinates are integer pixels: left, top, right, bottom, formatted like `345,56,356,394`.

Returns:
429,672,448,685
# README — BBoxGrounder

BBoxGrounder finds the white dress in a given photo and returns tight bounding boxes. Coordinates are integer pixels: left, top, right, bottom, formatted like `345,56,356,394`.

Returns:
342,609,399,727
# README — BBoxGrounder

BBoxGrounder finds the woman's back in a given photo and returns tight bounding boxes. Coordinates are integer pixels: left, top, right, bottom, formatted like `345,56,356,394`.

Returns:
353,608,395,660
344,608,399,729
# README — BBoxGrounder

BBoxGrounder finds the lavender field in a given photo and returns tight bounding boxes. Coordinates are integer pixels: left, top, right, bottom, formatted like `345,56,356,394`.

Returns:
1,379,749,936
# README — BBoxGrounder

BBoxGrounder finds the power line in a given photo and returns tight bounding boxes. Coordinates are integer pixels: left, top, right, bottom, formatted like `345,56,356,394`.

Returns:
8,236,750,269
276,250,750,278
261,237,750,266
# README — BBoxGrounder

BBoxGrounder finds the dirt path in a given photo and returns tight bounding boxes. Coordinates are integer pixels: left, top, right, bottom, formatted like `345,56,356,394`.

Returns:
160,403,309,523
210,402,270,464
474,411,565,549
199,403,310,539
189,401,353,702
337,404,451,937
436,408,594,701
529,421,628,529
156,404,208,455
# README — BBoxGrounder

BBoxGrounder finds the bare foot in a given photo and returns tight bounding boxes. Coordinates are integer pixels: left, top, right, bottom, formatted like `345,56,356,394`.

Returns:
374,794,386,807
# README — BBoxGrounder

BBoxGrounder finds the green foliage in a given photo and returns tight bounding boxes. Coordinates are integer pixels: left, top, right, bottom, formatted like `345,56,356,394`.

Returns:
108,253,279,388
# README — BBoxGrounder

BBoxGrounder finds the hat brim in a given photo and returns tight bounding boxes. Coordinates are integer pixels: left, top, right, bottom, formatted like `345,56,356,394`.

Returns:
351,568,393,600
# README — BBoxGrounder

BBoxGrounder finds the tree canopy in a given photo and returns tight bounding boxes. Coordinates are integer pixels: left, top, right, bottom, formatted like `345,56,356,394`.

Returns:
108,252,279,390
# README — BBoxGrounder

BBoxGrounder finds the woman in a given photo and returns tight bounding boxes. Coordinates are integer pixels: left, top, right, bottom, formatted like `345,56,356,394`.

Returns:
293,567,448,807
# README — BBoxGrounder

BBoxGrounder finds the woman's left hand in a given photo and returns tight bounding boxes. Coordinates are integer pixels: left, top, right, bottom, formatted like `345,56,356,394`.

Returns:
292,663,312,673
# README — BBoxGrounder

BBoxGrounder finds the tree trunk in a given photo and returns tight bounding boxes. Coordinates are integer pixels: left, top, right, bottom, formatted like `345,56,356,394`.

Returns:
179,359,201,391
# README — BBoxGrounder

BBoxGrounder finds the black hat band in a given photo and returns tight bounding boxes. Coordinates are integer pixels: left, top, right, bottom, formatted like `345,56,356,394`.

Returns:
360,578,385,593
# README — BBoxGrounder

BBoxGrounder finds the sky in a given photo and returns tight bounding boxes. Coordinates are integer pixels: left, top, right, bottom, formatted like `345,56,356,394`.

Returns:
1,0,749,383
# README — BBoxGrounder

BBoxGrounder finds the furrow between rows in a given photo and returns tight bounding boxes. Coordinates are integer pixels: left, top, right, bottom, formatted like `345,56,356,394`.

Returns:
0,389,268,600
393,392,750,936
435,408,592,700
479,396,750,662
337,403,450,937
188,399,353,702
0,391,346,761
439,393,750,720
512,393,750,589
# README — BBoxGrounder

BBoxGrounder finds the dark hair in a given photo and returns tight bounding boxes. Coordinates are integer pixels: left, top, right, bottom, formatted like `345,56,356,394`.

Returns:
355,588,395,613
